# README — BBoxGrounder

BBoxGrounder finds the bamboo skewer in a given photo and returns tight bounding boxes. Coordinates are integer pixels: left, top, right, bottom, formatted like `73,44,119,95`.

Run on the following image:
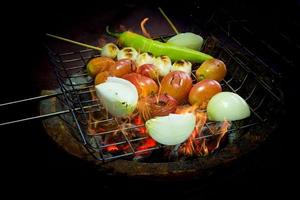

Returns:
46,33,102,51
46,8,177,50
158,7,179,35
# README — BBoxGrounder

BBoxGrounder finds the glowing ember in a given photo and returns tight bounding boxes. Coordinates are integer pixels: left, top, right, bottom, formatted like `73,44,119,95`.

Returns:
106,145,119,152
133,115,147,135
133,115,156,157
138,137,156,150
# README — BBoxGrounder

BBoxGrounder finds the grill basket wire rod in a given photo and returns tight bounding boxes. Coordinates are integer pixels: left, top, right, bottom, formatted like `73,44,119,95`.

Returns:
0,83,98,127
0,87,76,126
0,97,100,127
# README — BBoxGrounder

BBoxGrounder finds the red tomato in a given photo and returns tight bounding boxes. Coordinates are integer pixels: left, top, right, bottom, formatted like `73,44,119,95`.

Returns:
137,64,158,80
138,94,178,120
87,57,115,77
188,79,222,109
195,58,227,82
94,71,110,85
122,73,158,98
109,59,136,77
160,71,192,103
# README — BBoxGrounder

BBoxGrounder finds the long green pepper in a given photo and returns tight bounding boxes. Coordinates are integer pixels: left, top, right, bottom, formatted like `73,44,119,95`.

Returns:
107,27,213,63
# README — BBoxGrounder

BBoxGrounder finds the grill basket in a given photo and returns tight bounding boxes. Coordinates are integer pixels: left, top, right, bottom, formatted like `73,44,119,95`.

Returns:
47,31,283,163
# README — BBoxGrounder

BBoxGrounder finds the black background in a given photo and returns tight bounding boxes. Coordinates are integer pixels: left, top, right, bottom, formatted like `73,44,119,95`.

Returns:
0,0,297,197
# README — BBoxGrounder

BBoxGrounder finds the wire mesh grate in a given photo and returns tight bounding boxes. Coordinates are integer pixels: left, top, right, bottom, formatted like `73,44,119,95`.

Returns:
47,34,283,163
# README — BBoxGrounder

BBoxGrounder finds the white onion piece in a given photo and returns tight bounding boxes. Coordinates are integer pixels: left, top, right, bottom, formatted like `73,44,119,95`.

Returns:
136,52,154,67
146,113,196,145
171,60,192,75
95,77,138,117
153,56,172,77
117,47,139,61
167,32,204,50
207,92,251,121
101,43,119,59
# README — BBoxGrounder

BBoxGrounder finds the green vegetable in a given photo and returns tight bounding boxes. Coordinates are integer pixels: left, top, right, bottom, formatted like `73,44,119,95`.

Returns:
106,27,213,63
207,92,251,121
145,113,196,145
95,77,138,117
167,32,204,50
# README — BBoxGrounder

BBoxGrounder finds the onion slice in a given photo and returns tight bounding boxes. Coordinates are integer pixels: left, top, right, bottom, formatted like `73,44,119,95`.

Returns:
207,92,251,121
146,113,196,145
167,32,204,50
95,77,138,117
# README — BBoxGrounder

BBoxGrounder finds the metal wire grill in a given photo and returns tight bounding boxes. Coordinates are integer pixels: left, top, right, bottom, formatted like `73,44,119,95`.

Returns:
47,34,283,162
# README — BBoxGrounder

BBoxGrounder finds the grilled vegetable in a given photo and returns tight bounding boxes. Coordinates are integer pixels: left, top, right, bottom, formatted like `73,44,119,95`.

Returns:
87,57,115,77
171,60,192,75
188,79,222,109
145,113,196,145
122,73,158,98
196,59,227,82
136,52,154,67
207,92,250,121
101,43,119,58
95,77,138,117
137,94,178,120
95,71,110,85
109,59,136,77
106,27,213,63
137,64,158,80
160,71,193,103
167,32,204,50
117,47,139,61
153,56,172,77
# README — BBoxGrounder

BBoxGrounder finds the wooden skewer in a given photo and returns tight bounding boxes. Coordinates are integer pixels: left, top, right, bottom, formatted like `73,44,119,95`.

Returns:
158,7,179,35
46,33,102,51
46,8,176,50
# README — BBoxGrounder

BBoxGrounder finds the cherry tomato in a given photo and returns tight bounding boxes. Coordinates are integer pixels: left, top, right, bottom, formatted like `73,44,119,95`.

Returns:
87,57,115,77
138,94,178,120
160,71,192,103
122,73,158,98
195,58,227,82
137,64,158,80
109,59,136,77
94,71,110,85
188,79,222,109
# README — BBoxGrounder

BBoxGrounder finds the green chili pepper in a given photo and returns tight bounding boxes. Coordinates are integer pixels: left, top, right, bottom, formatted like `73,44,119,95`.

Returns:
106,27,213,63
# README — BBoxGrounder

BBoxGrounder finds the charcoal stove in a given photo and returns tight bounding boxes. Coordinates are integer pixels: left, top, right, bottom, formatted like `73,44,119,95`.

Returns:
41,7,284,177
0,1,289,182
